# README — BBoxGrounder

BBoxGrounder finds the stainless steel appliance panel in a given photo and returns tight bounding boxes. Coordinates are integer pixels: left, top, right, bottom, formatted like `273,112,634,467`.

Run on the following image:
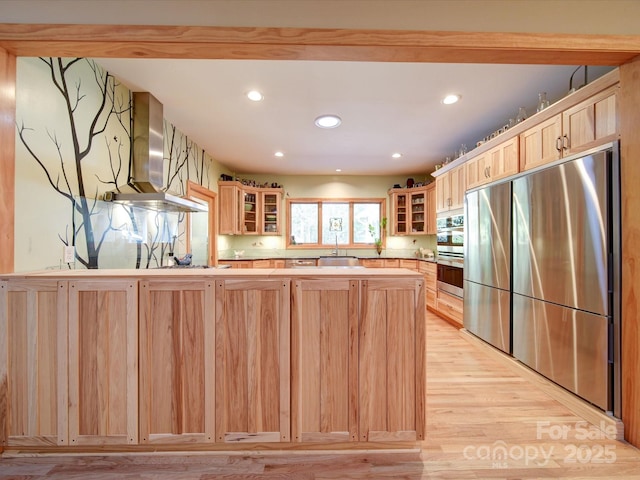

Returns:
437,214,464,257
512,293,609,410
464,182,511,291
464,280,510,353
437,260,463,297
512,151,609,316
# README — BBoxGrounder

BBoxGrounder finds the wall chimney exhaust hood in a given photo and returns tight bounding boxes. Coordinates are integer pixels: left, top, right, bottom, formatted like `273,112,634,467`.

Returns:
103,92,208,213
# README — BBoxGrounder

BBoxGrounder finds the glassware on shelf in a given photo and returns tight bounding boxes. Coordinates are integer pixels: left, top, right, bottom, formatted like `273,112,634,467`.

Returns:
536,92,550,112
516,107,528,123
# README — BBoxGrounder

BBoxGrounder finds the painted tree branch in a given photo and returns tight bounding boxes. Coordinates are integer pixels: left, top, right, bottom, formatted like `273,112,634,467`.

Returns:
19,58,129,268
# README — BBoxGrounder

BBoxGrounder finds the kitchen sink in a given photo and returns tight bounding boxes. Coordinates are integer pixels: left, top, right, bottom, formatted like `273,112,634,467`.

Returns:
317,256,361,267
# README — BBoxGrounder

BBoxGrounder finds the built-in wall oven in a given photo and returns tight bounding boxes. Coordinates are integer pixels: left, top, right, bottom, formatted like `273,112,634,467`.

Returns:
437,213,464,297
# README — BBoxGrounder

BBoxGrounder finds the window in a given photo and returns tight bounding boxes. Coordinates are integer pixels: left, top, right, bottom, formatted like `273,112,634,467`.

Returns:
287,198,385,248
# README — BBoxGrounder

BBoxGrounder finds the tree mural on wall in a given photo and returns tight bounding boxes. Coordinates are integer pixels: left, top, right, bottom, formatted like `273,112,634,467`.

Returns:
16,57,218,271
164,122,212,193
17,57,132,269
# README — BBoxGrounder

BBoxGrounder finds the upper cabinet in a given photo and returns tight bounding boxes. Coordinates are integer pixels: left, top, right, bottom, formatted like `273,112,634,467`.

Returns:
466,137,519,190
435,165,465,213
519,114,563,171
218,181,283,235
520,85,618,171
218,181,241,234
261,190,282,235
388,183,436,235
426,185,437,235
241,189,258,234
562,85,618,156
437,70,619,197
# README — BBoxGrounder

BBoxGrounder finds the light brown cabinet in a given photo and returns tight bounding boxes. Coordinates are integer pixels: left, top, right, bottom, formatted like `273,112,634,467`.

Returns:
215,278,291,443
562,86,618,156
293,273,429,443
291,278,358,442
400,259,418,270
436,289,463,327
218,260,253,269
520,85,618,171
426,183,437,234
218,181,242,235
1,279,138,448
388,184,436,235
520,114,563,171
251,259,271,268
139,278,215,444
218,181,283,235
241,188,259,234
466,137,519,190
261,190,282,235
435,165,465,213
1,270,424,450
359,278,425,441
418,261,437,310
1,279,62,447
360,258,385,268
67,279,138,446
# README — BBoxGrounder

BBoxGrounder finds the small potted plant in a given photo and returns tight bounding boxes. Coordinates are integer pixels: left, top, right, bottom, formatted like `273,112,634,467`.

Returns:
368,217,387,255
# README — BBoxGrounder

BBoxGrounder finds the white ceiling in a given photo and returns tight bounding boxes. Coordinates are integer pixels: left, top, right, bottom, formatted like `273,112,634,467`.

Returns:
97,58,613,176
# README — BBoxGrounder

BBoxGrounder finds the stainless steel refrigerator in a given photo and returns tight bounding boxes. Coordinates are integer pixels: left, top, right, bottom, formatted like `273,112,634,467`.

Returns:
511,147,620,413
464,181,512,354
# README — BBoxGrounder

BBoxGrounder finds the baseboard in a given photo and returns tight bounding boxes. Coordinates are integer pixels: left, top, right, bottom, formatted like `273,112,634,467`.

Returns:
427,306,462,329
459,328,624,441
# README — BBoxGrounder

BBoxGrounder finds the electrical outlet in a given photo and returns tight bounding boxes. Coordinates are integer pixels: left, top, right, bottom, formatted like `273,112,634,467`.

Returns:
63,246,75,263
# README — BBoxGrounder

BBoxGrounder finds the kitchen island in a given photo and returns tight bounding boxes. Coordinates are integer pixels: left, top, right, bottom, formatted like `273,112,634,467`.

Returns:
0,267,424,452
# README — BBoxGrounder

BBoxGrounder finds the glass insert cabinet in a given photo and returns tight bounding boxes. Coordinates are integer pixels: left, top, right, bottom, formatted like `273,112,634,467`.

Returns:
388,183,436,236
218,181,283,235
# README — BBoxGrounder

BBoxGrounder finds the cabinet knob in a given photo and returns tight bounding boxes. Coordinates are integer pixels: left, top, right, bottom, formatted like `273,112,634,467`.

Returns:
556,137,563,152
562,134,570,150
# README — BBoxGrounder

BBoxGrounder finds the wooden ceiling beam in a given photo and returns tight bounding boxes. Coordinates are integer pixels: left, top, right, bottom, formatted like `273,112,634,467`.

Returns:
0,24,638,65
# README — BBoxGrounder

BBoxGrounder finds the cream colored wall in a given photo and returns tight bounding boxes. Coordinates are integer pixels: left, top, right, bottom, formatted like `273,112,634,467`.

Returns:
0,0,637,35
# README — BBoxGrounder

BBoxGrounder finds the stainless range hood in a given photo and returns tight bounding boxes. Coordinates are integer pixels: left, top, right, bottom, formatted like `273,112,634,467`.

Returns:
103,92,208,213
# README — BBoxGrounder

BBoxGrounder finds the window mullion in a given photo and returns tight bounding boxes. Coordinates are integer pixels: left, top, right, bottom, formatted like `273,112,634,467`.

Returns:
317,202,323,246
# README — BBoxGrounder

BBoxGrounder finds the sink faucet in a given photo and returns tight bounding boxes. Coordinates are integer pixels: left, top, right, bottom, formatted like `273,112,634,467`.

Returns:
333,235,339,256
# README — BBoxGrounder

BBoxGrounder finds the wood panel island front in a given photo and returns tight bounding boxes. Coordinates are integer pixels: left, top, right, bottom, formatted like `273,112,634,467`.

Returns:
0,267,424,453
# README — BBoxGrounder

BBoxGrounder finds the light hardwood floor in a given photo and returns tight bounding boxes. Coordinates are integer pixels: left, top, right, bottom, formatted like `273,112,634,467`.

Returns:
1,312,639,479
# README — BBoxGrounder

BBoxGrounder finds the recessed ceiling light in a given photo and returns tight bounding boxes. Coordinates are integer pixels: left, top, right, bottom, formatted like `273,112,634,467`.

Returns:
336,169,342,172
315,114,342,129
442,94,461,105
274,151,284,157
247,90,264,101
392,153,402,159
